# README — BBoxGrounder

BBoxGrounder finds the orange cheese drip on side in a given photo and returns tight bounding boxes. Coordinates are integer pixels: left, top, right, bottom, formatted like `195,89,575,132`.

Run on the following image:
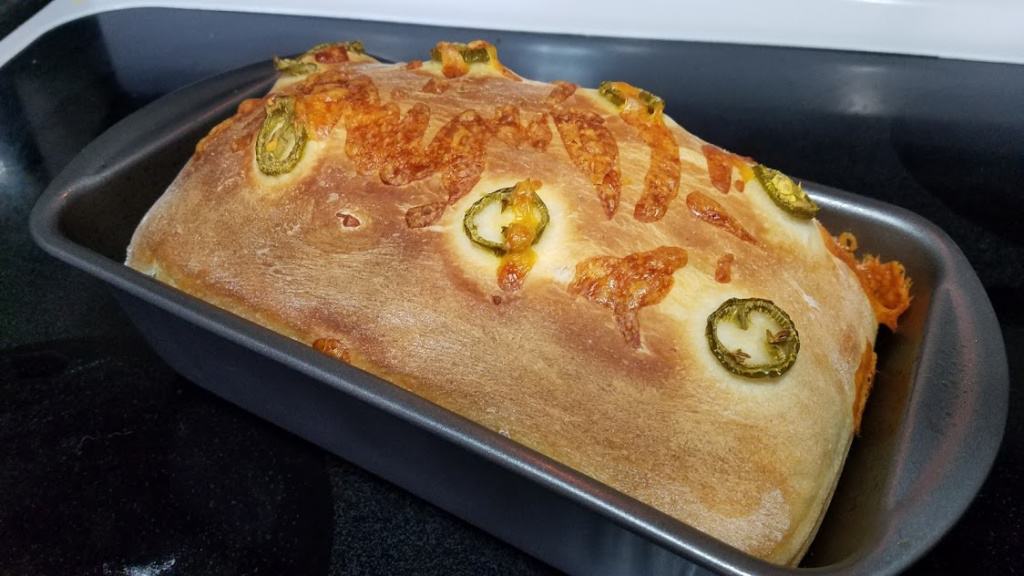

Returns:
820,227,912,330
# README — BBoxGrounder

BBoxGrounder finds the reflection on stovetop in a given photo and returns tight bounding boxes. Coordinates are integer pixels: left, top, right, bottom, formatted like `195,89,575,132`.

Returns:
1,335,332,574
0,335,552,575
1,7,1021,575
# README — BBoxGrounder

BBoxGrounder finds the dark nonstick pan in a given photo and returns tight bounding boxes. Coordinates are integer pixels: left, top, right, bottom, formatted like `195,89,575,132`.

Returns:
30,59,1008,576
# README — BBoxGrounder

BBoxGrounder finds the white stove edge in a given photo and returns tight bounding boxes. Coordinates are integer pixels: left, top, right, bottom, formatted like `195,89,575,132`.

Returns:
1,0,1022,67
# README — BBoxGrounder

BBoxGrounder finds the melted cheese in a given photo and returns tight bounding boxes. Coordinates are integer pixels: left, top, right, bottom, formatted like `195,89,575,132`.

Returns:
127,45,909,565
417,59,509,79
445,176,574,292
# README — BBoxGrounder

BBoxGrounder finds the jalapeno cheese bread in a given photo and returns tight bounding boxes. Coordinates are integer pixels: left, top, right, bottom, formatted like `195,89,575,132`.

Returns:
126,41,912,564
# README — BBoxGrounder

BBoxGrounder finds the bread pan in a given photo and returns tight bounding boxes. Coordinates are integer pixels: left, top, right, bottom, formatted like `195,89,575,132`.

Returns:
29,60,1008,576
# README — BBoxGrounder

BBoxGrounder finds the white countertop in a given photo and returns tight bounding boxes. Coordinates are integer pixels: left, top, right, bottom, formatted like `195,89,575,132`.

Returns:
2,0,1022,66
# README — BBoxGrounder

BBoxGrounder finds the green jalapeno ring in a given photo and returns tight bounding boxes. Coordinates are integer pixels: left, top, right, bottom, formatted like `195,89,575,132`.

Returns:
598,81,625,107
430,44,491,64
274,41,365,76
638,89,665,114
307,40,365,54
705,297,800,379
598,82,665,116
463,187,550,256
273,56,318,76
461,47,491,63
255,97,308,176
752,165,820,219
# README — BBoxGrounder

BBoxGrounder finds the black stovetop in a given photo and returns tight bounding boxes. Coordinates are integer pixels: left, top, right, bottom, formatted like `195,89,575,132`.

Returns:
1,8,1021,575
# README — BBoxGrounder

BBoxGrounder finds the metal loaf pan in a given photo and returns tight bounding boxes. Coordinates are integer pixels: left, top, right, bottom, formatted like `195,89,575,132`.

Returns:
29,60,1008,576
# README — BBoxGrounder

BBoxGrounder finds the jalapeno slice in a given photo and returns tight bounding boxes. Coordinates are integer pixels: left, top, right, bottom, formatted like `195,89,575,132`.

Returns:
706,297,800,378
255,97,307,176
275,41,365,75
308,40,365,54
753,165,819,219
598,81,665,116
598,81,626,107
431,44,491,64
273,56,318,76
463,185,549,256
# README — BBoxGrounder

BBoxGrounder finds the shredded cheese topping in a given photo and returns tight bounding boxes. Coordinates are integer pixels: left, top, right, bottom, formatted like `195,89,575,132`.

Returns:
820,227,913,330
568,247,688,348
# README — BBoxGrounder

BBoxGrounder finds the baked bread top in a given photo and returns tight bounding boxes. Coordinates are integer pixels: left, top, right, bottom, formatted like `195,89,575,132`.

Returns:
126,41,911,564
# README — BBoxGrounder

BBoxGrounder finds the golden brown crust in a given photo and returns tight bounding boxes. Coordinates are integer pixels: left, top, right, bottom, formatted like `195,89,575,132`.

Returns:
853,341,878,434
126,49,889,564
